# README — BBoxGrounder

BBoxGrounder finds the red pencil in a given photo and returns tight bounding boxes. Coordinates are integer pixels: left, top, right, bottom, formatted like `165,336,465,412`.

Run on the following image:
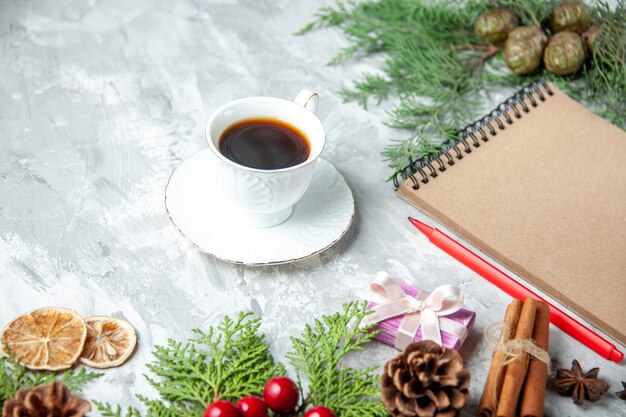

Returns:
408,216,623,363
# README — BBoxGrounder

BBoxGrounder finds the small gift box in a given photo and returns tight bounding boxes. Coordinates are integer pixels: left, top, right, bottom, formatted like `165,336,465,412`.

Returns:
364,271,476,350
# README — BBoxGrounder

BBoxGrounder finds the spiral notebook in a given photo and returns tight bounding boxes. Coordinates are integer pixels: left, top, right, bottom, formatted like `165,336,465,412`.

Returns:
396,83,626,346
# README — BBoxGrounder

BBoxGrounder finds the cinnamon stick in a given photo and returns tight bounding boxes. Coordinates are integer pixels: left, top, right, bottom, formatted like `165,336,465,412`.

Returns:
478,300,524,417
519,301,550,417
496,298,538,417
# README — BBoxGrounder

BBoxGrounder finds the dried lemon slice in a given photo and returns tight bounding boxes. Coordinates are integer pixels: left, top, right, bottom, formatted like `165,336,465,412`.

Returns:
79,316,136,368
0,307,87,371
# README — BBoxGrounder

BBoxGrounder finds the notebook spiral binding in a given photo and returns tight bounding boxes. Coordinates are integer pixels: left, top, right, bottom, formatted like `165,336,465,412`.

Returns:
392,82,554,190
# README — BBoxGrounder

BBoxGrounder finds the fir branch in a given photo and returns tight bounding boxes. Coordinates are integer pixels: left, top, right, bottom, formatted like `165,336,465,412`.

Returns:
287,302,387,417
494,0,559,26
141,312,284,415
93,307,390,417
138,396,183,417
0,355,101,408
586,0,626,124
94,312,284,417
89,307,395,417
297,2,353,34
57,367,103,392
301,0,626,180
94,396,185,417
340,73,393,108
94,401,143,417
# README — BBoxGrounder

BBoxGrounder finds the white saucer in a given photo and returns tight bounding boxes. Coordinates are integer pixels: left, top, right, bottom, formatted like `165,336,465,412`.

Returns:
165,150,355,265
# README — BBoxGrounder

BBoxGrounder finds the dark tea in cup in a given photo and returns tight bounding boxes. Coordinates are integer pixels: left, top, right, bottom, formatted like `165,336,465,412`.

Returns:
218,118,310,170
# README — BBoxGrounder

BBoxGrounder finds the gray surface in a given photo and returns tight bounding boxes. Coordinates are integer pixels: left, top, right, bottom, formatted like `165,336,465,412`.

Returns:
0,1,624,415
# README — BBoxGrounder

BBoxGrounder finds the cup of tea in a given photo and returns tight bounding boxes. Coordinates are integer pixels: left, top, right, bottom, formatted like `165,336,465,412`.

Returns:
206,90,325,228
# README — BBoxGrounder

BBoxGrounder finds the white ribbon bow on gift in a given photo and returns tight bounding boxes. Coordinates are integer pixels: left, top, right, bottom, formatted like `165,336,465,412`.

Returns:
361,271,467,350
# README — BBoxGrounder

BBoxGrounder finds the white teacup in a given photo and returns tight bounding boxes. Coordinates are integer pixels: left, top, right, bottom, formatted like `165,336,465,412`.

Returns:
206,90,325,228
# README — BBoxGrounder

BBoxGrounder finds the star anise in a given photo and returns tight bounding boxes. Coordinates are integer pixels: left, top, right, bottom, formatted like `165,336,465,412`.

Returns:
617,382,626,401
554,359,610,405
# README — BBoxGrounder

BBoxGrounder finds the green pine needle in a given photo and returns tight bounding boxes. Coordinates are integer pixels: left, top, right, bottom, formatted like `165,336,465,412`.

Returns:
93,402,143,417
96,305,386,417
287,302,387,417
133,311,285,416
299,0,626,179
0,355,102,409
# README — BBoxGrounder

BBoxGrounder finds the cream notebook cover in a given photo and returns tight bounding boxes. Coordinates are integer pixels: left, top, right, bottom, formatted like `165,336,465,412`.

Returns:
397,83,626,346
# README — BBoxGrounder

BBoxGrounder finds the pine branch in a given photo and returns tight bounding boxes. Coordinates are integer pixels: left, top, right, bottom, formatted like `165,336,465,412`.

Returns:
94,312,284,417
87,307,395,417
287,302,387,417
0,356,101,408
494,0,559,26
586,0,626,124
139,396,184,417
300,0,626,179
141,312,284,415
94,401,143,417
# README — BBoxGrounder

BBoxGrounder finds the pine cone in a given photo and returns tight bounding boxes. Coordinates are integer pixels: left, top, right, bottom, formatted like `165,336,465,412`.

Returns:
474,7,519,44
507,26,549,51
2,381,91,417
551,1,590,34
504,26,548,75
381,341,470,417
544,31,587,75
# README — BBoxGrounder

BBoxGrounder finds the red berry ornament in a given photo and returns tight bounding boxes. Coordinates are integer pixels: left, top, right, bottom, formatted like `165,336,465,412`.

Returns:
204,400,242,417
304,406,336,417
263,376,300,413
236,396,268,417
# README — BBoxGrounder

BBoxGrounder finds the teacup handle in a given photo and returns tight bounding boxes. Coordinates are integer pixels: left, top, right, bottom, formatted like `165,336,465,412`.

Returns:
294,89,319,114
